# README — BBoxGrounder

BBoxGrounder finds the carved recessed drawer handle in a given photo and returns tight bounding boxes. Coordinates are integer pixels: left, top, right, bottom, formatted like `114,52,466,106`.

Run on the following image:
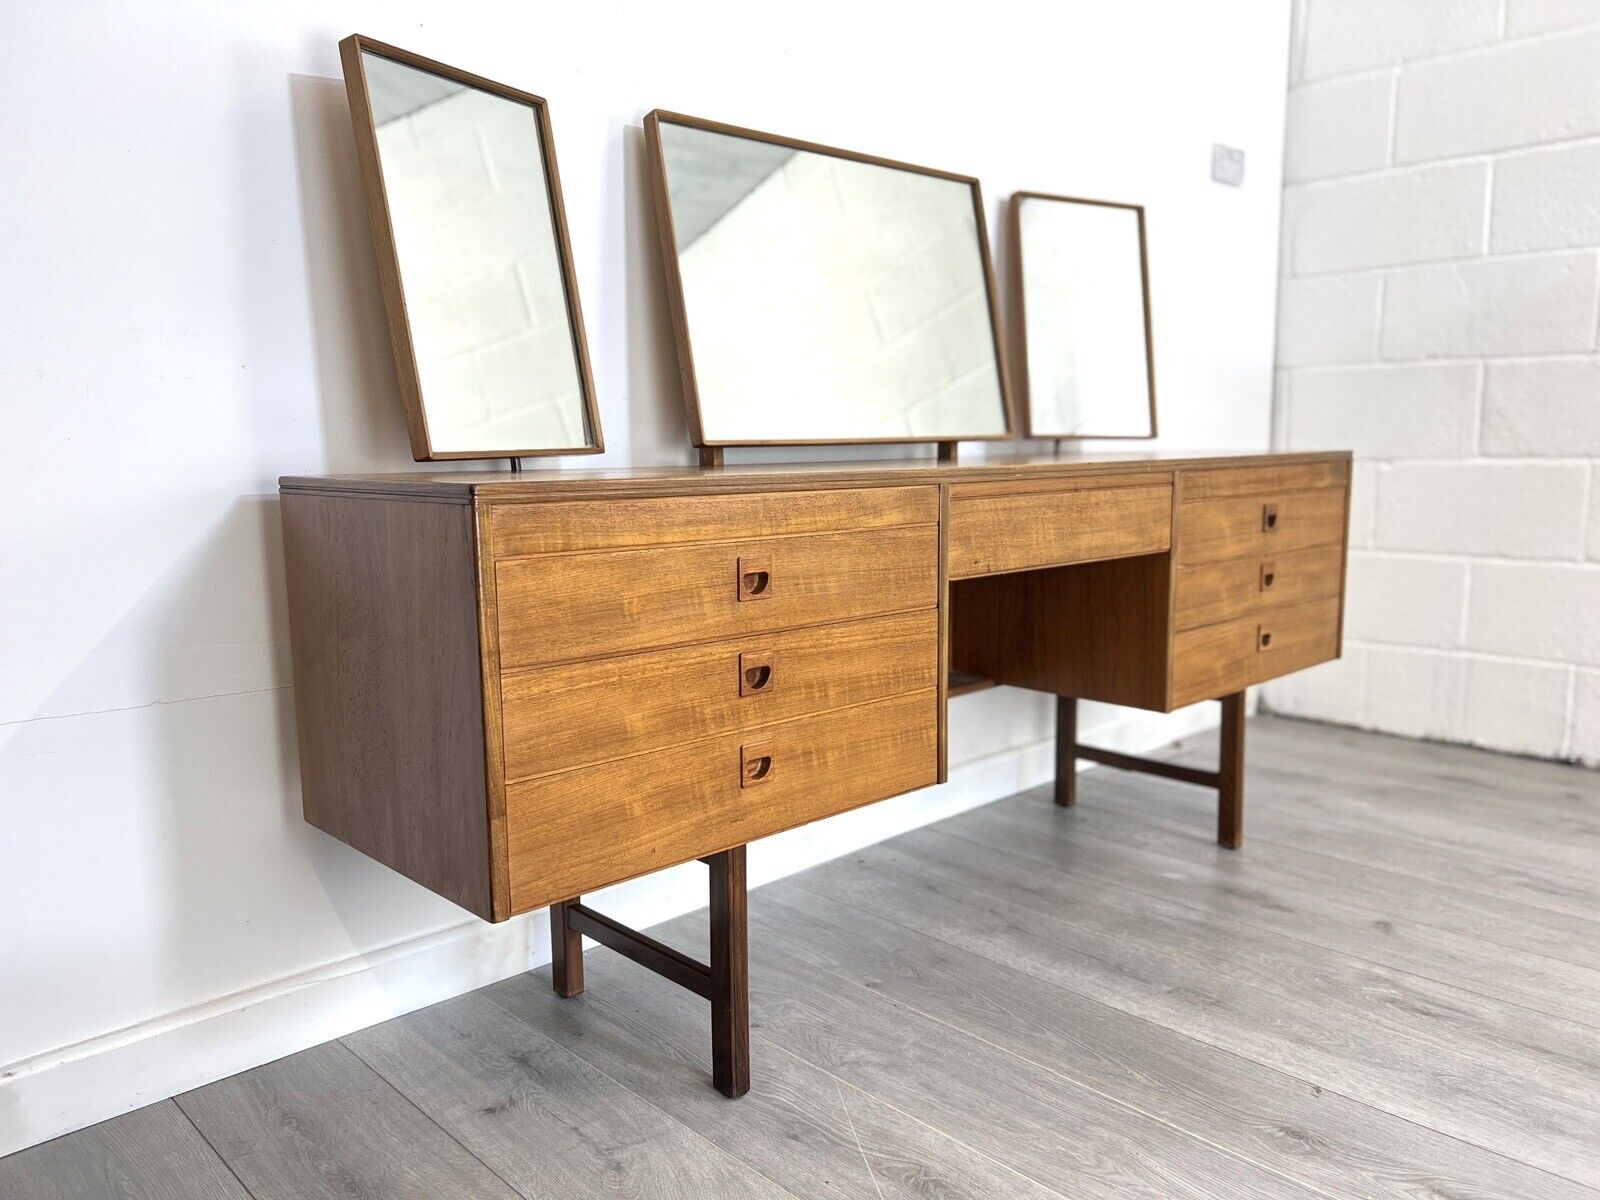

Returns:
737,555,772,601
739,650,775,696
1258,627,1274,651
1262,503,1279,532
1260,562,1277,591
741,739,775,788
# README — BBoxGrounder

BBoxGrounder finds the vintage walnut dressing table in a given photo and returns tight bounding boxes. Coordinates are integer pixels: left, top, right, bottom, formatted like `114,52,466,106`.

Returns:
296,45,1352,1100
281,451,1351,1096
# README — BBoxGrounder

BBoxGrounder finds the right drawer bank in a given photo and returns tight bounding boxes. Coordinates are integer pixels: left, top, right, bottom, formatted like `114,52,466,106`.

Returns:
1171,462,1350,708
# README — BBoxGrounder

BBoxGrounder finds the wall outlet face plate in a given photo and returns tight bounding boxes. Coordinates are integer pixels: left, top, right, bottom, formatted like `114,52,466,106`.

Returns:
1212,143,1245,186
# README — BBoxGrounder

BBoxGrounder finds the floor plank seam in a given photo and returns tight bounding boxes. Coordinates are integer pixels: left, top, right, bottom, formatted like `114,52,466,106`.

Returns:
937,811,1600,1035
169,1101,261,1200
475,987,808,1200
779,868,1596,1193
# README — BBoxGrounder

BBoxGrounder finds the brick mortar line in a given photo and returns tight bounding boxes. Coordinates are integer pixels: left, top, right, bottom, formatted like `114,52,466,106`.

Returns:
1293,17,1600,90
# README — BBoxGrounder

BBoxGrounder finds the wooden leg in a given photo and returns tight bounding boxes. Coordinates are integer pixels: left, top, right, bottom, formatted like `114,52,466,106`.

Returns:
1218,691,1246,849
1054,695,1078,807
550,900,584,998
707,847,751,1098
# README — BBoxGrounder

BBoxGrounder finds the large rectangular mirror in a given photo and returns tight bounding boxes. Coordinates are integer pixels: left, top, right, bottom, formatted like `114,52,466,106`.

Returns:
340,36,601,460
1012,191,1156,439
645,112,1013,449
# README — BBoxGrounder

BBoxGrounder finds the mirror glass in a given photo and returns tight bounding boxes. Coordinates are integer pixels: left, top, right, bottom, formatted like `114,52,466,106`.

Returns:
1016,195,1155,439
653,117,1010,445
355,47,596,457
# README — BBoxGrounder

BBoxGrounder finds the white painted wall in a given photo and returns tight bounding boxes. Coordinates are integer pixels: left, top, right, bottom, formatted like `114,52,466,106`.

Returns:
1266,0,1600,765
0,0,1291,1154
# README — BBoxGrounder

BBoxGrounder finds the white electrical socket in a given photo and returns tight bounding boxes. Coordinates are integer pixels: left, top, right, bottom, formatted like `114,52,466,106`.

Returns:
1211,144,1245,187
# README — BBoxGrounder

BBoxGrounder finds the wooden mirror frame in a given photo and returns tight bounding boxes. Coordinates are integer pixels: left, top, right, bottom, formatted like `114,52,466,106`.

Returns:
644,110,1017,459
1010,191,1158,441
339,34,603,462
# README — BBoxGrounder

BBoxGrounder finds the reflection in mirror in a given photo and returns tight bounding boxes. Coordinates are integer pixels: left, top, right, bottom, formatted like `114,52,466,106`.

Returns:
1014,193,1155,439
649,114,1011,446
342,38,599,459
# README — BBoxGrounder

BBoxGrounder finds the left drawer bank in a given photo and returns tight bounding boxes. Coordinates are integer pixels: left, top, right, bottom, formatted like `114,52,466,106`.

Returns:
280,479,943,923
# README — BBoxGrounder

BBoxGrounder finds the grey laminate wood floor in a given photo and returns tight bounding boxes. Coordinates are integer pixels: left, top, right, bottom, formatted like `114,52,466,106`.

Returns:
6,716,1599,1199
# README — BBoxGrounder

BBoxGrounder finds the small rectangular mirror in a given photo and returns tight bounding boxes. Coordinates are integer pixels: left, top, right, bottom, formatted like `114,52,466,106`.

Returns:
1013,192,1156,440
340,36,601,460
646,112,1014,449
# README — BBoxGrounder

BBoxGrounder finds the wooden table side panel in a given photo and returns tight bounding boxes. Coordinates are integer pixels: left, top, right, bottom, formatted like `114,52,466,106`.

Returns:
499,610,938,782
506,690,939,913
282,493,494,920
948,482,1172,579
494,524,938,669
488,486,937,557
1171,597,1342,708
1174,543,1345,631
1176,488,1348,565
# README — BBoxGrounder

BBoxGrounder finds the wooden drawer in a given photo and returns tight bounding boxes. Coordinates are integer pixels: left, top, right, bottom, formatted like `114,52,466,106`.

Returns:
488,487,936,556
1177,488,1346,566
947,477,1172,578
493,523,937,669
1181,460,1348,500
1171,597,1341,708
1174,543,1344,631
505,689,938,913
499,610,937,782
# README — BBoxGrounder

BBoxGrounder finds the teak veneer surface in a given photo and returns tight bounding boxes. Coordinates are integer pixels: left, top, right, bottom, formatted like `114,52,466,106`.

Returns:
500,610,938,782
493,524,938,669
280,448,1350,925
505,689,939,913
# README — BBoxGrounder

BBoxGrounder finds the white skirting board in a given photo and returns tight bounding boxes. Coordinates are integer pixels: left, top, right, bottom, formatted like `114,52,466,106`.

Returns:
0,699,1226,1158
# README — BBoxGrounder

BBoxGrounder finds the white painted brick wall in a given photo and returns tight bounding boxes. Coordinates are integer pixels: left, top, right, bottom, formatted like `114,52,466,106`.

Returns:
1268,3,1600,765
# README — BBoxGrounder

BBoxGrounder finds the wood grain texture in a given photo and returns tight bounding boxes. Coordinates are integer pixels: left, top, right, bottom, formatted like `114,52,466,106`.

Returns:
499,611,937,781
282,493,493,919
494,524,937,669
1171,597,1341,708
946,479,1171,578
1176,488,1348,565
505,690,937,913
281,449,1354,504
488,965,1066,1200
343,992,785,1196
951,553,1171,709
1179,460,1349,499
0,1102,249,1200
762,845,1596,1200
175,1041,521,1199
488,486,936,556
1174,542,1344,630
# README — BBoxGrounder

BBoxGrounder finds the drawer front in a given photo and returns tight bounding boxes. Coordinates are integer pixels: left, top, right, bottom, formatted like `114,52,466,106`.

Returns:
494,523,937,669
1177,488,1346,565
948,479,1172,578
1171,597,1341,708
1181,460,1348,500
1174,543,1344,631
499,610,938,782
489,487,937,557
505,689,938,913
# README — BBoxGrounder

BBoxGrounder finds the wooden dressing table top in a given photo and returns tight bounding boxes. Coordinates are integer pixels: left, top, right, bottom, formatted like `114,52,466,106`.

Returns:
281,448,1350,499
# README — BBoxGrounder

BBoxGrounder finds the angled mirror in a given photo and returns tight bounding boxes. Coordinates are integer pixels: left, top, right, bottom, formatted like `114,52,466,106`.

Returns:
1012,192,1156,440
340,35,601,460
646,112,1013,449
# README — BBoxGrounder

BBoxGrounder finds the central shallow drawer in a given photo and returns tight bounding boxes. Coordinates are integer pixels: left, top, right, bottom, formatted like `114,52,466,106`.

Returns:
504,689,938,913
1177,488,1346,565
1174,543,1344,631
947,477,1172,578
494,523,937,669
498,610,937,782
1171,596,1341,708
